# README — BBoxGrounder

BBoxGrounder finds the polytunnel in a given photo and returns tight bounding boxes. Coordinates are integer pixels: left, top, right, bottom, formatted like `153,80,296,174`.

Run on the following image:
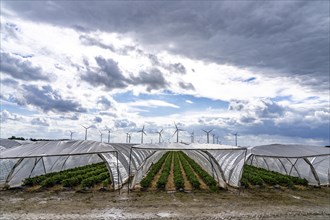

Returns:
129,143,247,189
0,140,124,189
246,144,330,186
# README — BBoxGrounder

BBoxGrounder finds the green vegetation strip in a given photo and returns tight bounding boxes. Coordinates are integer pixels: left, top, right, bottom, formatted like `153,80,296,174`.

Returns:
23,162,112,188
180,152,218,191
178,152,200,189
173,152,184,190
156,152,173,189
241,165,308,188
140,152,170,189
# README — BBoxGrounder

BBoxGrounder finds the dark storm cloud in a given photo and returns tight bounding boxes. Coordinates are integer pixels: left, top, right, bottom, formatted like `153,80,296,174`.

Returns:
94,116,102,123
81,57,128,90
167,63,186,74
97,96,112,110
130,68,169,92
23,85,87,113
0,52,50,81
79,35,116,52
179,82,195,91
31,117,50,126
4,2,328,86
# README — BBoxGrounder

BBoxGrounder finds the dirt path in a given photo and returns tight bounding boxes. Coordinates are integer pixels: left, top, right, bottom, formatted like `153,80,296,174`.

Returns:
178,156,193,191
165,153,176,191
1,187,329,220
149,153,170,190
185,160,209,190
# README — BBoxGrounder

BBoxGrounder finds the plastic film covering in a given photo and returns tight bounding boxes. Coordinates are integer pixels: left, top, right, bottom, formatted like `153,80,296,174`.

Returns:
0,140,120,188
109,143,155,187
0,138,22,149
129,143,247,189
247,144,330,185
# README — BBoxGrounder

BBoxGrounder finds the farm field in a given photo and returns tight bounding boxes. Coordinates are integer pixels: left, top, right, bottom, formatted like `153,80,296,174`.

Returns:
140,151,219,191
21,151,309,193
22,162,112,191
1,151,329,219
139,151,308,192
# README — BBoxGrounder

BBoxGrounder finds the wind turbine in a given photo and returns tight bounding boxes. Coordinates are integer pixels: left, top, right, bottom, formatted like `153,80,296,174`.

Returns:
216,136,220,144
233,132,239,146
105,129,111,143
190,130,195,143
212,134,216,144
156,129,163,143
138,125,147,144
202,129,213,144
99,130,104,143
173,122,184,143
126,132,132,143
81,125,92,140
69,130,75,140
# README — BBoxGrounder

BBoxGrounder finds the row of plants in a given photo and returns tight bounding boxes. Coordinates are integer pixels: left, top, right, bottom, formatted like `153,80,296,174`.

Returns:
23,162,112,189
241,164,308,188
58,167,108,188
140,152,170,189
23,162,106,186
178,152,201,189
156,152,173,189
173,152,184,190
180,152,219,191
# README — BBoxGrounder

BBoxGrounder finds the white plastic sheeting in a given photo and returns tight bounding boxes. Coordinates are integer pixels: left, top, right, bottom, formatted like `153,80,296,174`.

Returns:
247,144,330,186
0,139,22,149
129,143,247,189
0,140,120,188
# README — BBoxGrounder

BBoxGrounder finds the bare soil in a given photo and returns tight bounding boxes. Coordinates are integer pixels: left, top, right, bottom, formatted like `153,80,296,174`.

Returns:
179,158,193,191
165,154,176,191
0,187,329,219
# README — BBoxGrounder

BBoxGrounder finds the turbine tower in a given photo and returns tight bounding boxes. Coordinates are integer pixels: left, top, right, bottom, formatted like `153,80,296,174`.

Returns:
233,132,239,146
173,122,184,143
202,129,213,144
138,126,147,144
126,132,131,143
216,136,220,144
99,130,103,143
81,125,92,140
190,130,194,143
69,130,75,140
156,129,163,143
212,134,216,144
105,129,111,143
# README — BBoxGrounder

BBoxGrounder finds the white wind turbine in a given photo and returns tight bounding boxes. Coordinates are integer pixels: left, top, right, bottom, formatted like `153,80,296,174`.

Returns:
81,125,92,140
156,129,163,143
173,122,184,143
137,126,147,144
202,129,213,144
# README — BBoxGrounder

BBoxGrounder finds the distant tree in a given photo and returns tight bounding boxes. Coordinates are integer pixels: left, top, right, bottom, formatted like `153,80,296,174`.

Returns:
8,136,25,140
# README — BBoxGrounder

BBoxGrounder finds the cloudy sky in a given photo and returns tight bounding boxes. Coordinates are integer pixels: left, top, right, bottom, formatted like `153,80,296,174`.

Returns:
0,1,329,146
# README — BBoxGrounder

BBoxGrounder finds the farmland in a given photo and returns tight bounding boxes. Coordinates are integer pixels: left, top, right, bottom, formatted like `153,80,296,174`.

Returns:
22,152,309,192
139,151,220,191
23,162,112,191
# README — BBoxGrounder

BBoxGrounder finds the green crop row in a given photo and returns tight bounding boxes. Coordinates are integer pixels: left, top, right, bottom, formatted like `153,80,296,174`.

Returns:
140,152,170,189
156,152,173,189
23,162,106,186
241,165,308,188
180,152,218,191
81,171,110,188
59,167,108,188
178,152,200,189
173,152,184,190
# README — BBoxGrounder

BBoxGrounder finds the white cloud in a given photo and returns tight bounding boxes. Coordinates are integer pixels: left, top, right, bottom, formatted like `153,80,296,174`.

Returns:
185,100,193,104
